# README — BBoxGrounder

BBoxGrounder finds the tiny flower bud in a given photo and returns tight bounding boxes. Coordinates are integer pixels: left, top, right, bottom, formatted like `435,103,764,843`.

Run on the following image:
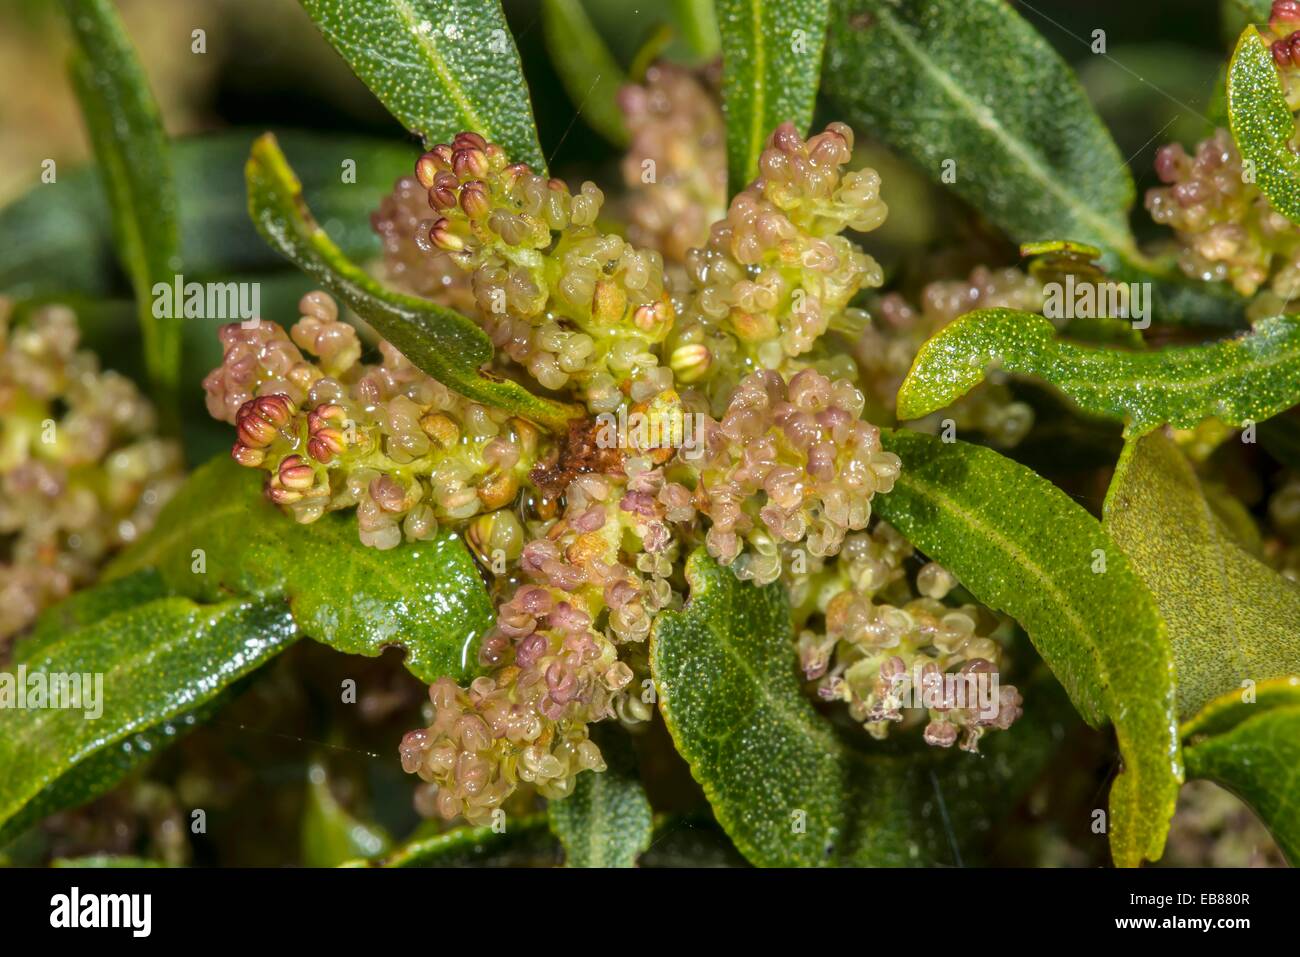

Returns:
669,343,712,383
278,454,316,491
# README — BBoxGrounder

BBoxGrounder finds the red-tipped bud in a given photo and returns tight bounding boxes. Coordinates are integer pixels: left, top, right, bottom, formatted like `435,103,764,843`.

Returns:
252,393,294,426
231,442,266,467
415,152,441,188
459,181,490,219
278,454,316,491
308,429,345,463
428,171,459,210
452,146,488,179
453,131,487,151
236,411,279,449
267,484,303,505
308,403,346,433
429,218,466,252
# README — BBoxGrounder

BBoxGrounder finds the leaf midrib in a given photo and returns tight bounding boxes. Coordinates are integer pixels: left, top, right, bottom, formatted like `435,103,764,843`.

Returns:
868,1,1134,255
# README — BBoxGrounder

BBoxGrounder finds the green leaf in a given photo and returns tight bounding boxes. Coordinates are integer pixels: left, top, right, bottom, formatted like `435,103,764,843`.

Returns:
542,0,630,148
345,814,558,866
822,0,1136,261
1181,675,1300,739
873,429,1181,867
1228,26,1300,226
246,133,578,432
672,0,721,59
650,549,1072,868
547,727,652,867
1104,431,1300,718
896,308,1300,436
301,758,392,866
298,0,545,171
0,131,417,299
1181,682,1300,865
716,0,830,195
61,0,181,417
109,456,495,684
0,590,297,837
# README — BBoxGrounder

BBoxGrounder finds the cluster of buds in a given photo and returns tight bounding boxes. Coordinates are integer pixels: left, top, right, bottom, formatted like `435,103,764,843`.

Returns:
205,292,540,549
406,132,674,410
0,300,182,646
688,368,901,584
370,174,476,312
399,469,670,822
856,266,1041,446
1146,129,1300,301
617,62,727,264
798,524,1023,751
668,122,886,404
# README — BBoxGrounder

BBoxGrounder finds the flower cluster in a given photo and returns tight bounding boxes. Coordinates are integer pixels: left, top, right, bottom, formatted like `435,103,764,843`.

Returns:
399,468,670,823
0,300,182,647
370,174,476,312
617,62,727,264
690,368,901,583
406,132,675,410
200,121,1029,823
797,523,1023,751
1145,129,1300,302
204,292,540,549
855,266,1042,446
1268,1,1300,89
669,122,887,408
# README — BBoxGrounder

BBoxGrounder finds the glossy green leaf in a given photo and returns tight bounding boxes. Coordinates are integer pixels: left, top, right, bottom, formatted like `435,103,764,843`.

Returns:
542,0,629,148
547,727,652,867
1181,675,1300,739
109,456,495,684
822,0,1135,260
673,0,721,59
61,0,181,414
345,814,558,866
1182,685,1300,865
650,550,1073,868
0,131,417,299
301,759,392,866
717,0,830,194
1104,431,1300,718
0,590,297,837
897,309,1300,436
298,0,545,171
873,430,1181,867
246,133,578,432
1228,26,1300,225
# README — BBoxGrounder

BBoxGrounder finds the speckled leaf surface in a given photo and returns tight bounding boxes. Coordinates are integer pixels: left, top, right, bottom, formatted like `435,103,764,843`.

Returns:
822,0,1135,259
547,728,652,867
717,0,829,194
874,430,1181,867
1229,27,1300,226
62,0,181,408
0,131,416,299
0,589,297,837
1181,675,1300,739
1104,431,1300,719
650,550,1071,868
541,0,629,148
1182,683,1300,865
897,309,1300,436
246,133,578,432
298,0,545,171
109,456,495,684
